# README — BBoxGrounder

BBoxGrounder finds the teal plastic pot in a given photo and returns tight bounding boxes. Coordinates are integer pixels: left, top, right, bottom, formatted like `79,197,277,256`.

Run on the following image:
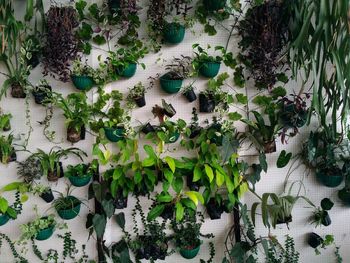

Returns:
179,245,200,259
104,127,125,142
316,169,343,188
56,196,81,220
160,74,183,94
165,132,180,144
203,0,226,11
199,61,221,78
35,226,54,241
338,188,350,205
68,175,92,187
119,63,137,78
0,214,9,226
163,23,185,44
71,75,94,91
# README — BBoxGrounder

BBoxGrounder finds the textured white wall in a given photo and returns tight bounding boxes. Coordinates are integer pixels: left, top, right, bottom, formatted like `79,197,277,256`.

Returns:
0,0,347,262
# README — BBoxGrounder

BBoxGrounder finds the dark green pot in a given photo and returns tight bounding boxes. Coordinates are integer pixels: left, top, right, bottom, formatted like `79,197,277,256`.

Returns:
68,175,92,187
163,23,185,44
203,0,226,11
35,226,54,241
160,74,183,94
57,196,81,220
119,63,137,78
0,214,9,226
71,75,94,91
316,169,343,188
165,132,180,144
104,127,125,142
179,245,200,259
108,0,120,12
338,188,350,205
199,61,221,78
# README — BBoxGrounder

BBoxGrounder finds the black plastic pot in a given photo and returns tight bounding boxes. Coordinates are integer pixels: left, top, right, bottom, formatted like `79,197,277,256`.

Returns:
163,103,176,118
142,123,155,134
114,193,128,209
206,198,223,220
307,232,323,248
321,211,331,226
108,0,120,13
40,189,54,203
186,174,202,191
189,127,202,139
184,89,197,103
9,152,17,163
134,95,146,107
160,204,174,220
276,215,292,225
28,52,40,68
33,85,52,105
338,187,350,205
199,94,215,113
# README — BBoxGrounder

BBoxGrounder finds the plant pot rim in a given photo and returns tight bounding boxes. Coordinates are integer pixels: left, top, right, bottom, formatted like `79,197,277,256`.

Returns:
160,72,183,81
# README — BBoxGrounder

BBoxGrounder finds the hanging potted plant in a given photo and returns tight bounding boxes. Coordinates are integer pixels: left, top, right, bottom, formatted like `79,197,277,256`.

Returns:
0,135,16,164
141,122,156,134
0,110,12,132
32,79,52,105
108,0,121,13
108,43,148,78
311,198,333,227
30,147,86,182
0,196,20,226
181,84,197,103
171,211,214,259
65,161,97,187
192,44,224,78
30,185,55,203
316,163,343,188
206,195,224,220
70,59,95,91
187,108,202,139
160,56,192,94
126,82,150,108
53,190,82,220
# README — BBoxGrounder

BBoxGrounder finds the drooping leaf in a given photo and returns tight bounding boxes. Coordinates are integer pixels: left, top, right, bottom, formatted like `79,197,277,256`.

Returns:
277,150,292,168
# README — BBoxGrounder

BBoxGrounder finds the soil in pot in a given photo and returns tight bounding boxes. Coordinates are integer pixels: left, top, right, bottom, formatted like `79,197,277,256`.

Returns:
206,198,223,220
198,61,221,78
11,82,26,98
203,0,226,11
264,140,277,154
40,189,54,203
141,123,155,134
33,85,52,105
316,166,343,188
71,75,94,91
134,94,146,107
199,93,215,113
47,162,64,182
163,22,185,44
160,72,183,94
179,243,201,259
307,232,323,248
67,125,85,143
184,89,197,102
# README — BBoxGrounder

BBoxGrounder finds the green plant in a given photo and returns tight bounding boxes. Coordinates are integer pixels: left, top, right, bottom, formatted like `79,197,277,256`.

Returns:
71,58,94,77
0,109,12,131
0,233,28,262
53,191,81,213
0,134,15,164
17,156,42,183
126,82,150,108
163,55,193,80
312,198,333,227
65,162,97,179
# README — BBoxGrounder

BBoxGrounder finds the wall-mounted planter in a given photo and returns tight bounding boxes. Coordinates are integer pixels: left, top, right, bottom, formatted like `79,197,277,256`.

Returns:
307,232,323,248
68,174,92,187
11,83,26,99
134,94,146,107
119,63,137,78
165,131,180,144
264,140,277,154
47,162,64,182
316,167,343,188
276,215,292,225
189,127,202,139
40,189,54,203
114,193,128,209
183,89,197,102
281,104,308,128
33,85,52,105
203,0,226,11
179,244,201,259
163,22,185,44
141,123,155,134
71,75,94,91
199,94,215,113
35,225,54,241
198,61,221,78
206,198,223,220
0,214,10,226
338,188,350,205
160,73,183,94
67,125,85,143
104,127,125,142
56,196,81,220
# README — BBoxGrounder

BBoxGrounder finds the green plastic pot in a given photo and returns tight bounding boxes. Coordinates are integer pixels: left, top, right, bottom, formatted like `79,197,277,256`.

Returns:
165,132,180,144
160,74,183,94
68,175,92,187
338,188,350,205
199,61,221,78
163,22,185,44
56,196,81,220
35,226,54,241
71,75,94,91
316,169,343,188
119,63,137,78
203,0,226,11
104,127,125,142
179,245,200,259
0,214,9,226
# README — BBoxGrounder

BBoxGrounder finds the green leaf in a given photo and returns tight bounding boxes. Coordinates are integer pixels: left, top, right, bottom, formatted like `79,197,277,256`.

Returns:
0,198,8,214
204,24,217,36
142,157,155,167
181,198,196,210
175,202,184,221
193,165,202,182
93,35,107,45
115,213,125,229
204,164,214,182
165,156,176,173
6,207,17,219
163,169,174,183
277,150,292,168
216,169,225,187
271,86,287,99
259,153,267,172
2,182,21,191
92,214,107,238
228,112,242,121
102,199,115,218
147,205,165,221
321,198,334,211
172,177,183,194
235,94,248,104
276,73,289,83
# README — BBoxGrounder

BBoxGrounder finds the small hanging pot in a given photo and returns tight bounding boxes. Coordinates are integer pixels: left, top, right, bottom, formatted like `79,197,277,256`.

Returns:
264,140,277,154
199,93,215,113
203,0,226,11
11,82,26,99
141,123,155,134
206,198,223,220
134,94,146,107
338,187,350,205
160,204,174,220
71,75,94,91
118,63,137,78
33,85,52,105
47,162,64,182
183,89,197,103
40,188,54,203
316,166,343,188
163,22,186,44
67,124,85,143
163,103,176,118
307,232,323,248
28,52,40,68
114,192,128,209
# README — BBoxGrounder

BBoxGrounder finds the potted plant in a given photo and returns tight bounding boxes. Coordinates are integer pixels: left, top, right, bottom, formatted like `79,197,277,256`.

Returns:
181,84,197,102
192,44,224,78
203,0,226,11
206,196,224,220
0,134,16,164
70,59,95,91
163,21,186,44
312,198,333,227
171,211,214,259
152,100,177,120
30,147,87,182
32,79,52,105
126,82,149,108
187,108,202,139
0,111,12,132
108,0,121,13
0,196,20,226
65,161,97,187
108,43,148,78
316,163,343,188
141,122,156,134
30,185,55,203
159,56,192,94
53,190,82,220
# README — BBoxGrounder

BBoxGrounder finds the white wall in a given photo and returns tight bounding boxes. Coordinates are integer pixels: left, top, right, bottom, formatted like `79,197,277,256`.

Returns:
0,0,347,262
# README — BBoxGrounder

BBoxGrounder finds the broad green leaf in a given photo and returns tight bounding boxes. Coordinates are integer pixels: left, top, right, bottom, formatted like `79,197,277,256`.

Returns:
165,156,176,173
175,202,184,221
193,165,202,182
115,212,125,229
277,150,292,168
204,164,214,182
216,169,225,187
0,198,8,214
147,205,165,221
